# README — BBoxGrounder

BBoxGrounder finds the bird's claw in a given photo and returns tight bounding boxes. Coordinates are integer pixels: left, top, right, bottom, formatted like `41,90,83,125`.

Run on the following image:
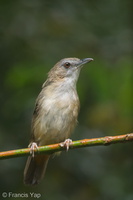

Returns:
28,142,38,157
60,139,73,151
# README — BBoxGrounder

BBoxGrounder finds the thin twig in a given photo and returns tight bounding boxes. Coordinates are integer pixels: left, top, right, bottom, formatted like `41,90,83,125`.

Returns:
0,133,133,160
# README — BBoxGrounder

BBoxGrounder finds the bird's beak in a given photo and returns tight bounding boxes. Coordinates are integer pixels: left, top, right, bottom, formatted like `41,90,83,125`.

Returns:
80,58,94,65
77,58,94,67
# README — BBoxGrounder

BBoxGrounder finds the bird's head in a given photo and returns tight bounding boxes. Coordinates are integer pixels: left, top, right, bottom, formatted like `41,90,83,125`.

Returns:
48,57,93,86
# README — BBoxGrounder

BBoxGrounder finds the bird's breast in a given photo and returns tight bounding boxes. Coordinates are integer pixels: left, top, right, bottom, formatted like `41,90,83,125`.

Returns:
33,89,79,145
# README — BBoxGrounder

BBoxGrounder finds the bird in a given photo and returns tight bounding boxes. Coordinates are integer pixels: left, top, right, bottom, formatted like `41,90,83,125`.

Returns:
23,57,93,185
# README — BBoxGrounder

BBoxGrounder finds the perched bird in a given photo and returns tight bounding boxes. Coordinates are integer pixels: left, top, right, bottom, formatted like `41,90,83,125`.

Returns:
24,57,93,185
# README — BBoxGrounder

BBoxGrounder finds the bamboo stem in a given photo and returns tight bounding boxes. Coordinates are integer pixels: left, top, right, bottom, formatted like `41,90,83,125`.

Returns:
0,133,133,160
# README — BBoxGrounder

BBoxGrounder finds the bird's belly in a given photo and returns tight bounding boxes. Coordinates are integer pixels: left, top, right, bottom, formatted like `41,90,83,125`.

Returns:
34,99,79,146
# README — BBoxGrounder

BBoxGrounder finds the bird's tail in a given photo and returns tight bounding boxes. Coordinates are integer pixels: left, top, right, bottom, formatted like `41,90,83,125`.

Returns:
23,154,50,185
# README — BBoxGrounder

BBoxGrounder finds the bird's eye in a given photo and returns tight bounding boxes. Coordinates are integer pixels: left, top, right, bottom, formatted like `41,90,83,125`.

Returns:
64,62,71,68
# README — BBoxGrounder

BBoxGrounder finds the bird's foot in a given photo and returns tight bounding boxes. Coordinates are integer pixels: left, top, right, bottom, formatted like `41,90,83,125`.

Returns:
28,142,39,157
60,139,73,151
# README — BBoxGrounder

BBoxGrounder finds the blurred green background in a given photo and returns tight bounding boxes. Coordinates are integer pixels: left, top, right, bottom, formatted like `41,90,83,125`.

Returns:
0,0,133,200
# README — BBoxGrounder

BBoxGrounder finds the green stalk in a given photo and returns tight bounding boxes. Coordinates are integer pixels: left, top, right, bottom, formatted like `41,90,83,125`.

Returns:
0,133,133,160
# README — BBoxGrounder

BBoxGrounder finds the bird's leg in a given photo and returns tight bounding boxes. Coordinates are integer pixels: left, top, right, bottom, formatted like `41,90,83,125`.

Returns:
60,139,73,151
28,142,39,157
